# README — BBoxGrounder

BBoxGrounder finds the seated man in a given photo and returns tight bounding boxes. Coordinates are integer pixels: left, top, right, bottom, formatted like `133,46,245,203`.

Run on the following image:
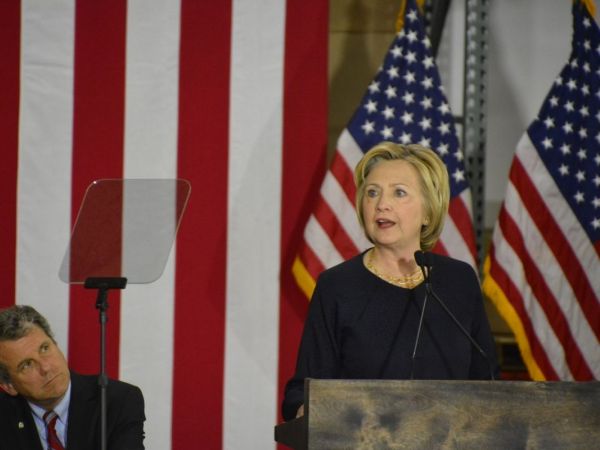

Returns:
0,305,145,450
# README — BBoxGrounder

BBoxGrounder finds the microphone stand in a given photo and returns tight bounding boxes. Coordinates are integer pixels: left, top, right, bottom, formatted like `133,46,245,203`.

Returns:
84,277,128,450
414,251,496,380
426,284,496,380
410,262,430,379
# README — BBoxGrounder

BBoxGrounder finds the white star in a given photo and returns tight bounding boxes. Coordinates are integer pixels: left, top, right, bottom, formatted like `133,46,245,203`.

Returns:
421,77,434,89
423,56,434,69
401,111,414,125
403,71,416,84
584,39,591,51
592,218,600,229
400,132,412,144
593,197,600,208
437,143,449,156
560,144,571,155
454,150,464,161
361,120,375,134
390,45,402,58
543,117,555,128
541,137,553,149
567,78,577,90
577,148,587,160
387,66,400,79
575,170,586,182
419,117,432,130
579,127,588,139
368,81,380,94
549,96,559,107
581,84,590,95
580,105,589,117
407,9,418,22
382,106,395,120
380,126,394,139
594,175,600,186
405,50,417,64
453,169,465,183
419,138,431,147
574,191,585,203
420,97,433,109
406,31,418,43
583,63,591,73
385,85,398,99
564,101,575,112
558,164,569,176
569,59,578,69
563,122,573,134
364,100,378,113
402,91,415,105
555,76,563,86
422,36,431,49
438,122,451,135
596,154,600,165
438,102,451,115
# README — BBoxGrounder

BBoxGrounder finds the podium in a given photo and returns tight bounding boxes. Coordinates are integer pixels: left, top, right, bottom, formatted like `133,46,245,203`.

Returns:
275,379,600,449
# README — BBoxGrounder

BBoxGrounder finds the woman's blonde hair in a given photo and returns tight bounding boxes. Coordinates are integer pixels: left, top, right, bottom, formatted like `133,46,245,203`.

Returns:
354,141,450,251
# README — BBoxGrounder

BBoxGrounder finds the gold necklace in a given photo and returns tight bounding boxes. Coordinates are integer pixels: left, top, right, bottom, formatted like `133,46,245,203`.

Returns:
365,249,424,289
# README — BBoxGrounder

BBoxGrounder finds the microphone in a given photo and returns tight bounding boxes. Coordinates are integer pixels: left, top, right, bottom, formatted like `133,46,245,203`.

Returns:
409,251,431,379
412,250,496,380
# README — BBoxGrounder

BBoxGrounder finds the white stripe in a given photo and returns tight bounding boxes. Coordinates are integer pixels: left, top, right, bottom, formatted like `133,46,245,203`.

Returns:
121,2,181,449
503,176,600,377
305,215,345,269
321,173,371,251
337,128,366,171
17,0,75,352
517,133,600,298
224,2,285,449
440,213,476,270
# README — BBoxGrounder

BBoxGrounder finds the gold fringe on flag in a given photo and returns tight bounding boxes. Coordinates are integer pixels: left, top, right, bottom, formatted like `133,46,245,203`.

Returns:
580,0,597,18
396,0,426,33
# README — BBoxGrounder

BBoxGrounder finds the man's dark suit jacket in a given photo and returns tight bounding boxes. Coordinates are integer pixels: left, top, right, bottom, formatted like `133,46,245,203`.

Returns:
0,371,145,450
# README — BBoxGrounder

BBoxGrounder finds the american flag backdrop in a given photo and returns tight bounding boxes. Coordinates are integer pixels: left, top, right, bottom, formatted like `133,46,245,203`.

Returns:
0,1,327,449
483,1,600,381
293,0,478,298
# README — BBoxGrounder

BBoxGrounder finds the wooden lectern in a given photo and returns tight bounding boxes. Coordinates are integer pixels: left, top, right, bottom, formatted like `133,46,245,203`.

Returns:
275,379,600,449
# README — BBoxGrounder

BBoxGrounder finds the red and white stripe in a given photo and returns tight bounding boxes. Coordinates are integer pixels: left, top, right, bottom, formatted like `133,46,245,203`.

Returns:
1,1,327,448
484,133,600,381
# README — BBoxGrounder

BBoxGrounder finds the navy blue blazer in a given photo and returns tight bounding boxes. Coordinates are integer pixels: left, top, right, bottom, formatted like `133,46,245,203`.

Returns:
0,371,145,450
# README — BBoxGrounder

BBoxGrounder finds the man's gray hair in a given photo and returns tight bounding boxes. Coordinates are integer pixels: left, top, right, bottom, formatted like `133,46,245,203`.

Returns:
0,305,54,384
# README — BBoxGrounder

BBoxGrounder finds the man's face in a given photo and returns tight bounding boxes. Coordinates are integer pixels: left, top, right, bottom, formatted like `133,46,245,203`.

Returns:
0,325,70,410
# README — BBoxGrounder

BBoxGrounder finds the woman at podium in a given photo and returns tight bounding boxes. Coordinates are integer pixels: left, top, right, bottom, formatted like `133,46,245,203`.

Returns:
282,142,499,421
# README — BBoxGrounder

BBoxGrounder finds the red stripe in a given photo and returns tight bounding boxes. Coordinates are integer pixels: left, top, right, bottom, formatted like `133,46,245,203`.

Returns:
487,241,559,379
68,0,127,378
511,156,600,341
278,0,328,427
330,150,356,204
172,2,231,448
299,240,327,282
0,0,20,309
448,196,477,263
432,239,448,256
314,196,359,260
498,205,593,379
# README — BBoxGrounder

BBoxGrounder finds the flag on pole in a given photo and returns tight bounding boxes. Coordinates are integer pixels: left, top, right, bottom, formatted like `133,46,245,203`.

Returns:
483,0,600,381
293,0,478,298
0,1,327,449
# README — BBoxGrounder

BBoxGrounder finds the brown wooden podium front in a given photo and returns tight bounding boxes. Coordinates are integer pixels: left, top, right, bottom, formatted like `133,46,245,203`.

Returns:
275,379,600,449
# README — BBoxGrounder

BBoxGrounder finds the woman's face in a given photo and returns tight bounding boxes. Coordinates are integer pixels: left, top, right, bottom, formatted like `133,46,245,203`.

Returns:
361,159,426,252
